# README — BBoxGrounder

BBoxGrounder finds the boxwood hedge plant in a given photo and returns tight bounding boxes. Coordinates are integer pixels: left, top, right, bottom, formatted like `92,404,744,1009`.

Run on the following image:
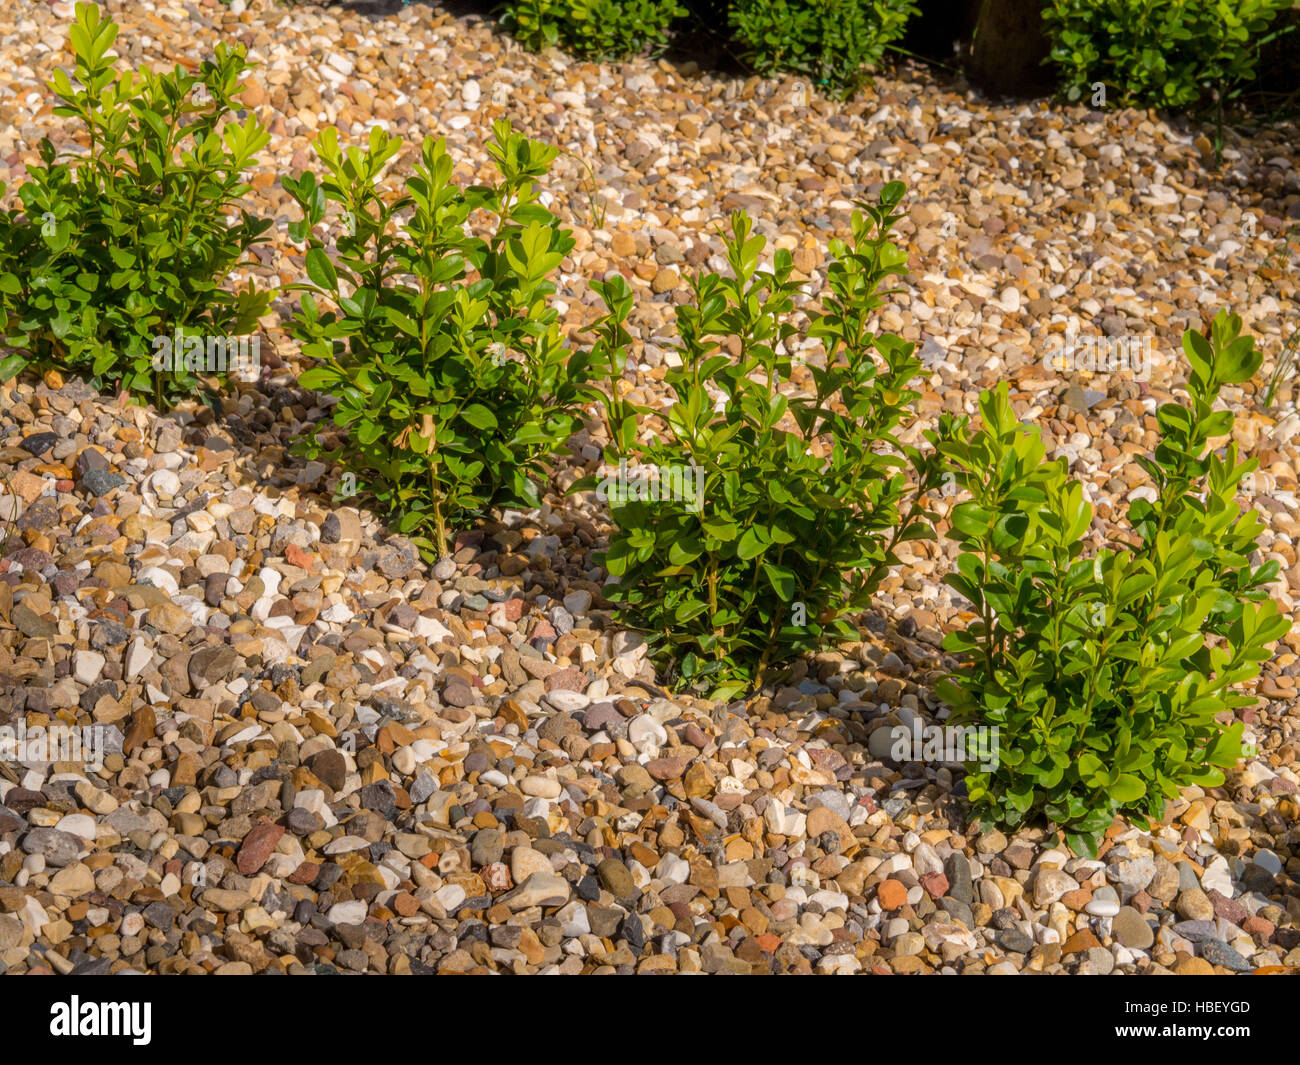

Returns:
0,3,272,406
1042,0,1293,110
937,312,1290,856
499,0,688,60
582,182,948,699
728,0,919,99
284,120,593,560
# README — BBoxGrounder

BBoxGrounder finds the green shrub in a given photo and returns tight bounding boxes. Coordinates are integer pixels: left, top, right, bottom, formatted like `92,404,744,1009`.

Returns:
728,0,918,98
582,183,947,699
937,312,1290,855
1042,0,1294,109
499,0,688,59
284,121,594,560
0,2,272,405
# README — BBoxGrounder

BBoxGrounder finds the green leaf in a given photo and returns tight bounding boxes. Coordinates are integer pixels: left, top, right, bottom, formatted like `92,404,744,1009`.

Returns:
0,352,28,382
305,247,338,290
1108,774,1146,803
461,404,498,430
737,526,766,560
763,561,796,600
297,367,338,390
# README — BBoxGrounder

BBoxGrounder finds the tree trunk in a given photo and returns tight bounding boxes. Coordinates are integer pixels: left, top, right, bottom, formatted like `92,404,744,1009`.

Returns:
967,0,1055,97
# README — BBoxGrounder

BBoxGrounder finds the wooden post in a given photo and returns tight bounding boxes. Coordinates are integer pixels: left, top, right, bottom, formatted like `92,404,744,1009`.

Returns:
968,0,1055,96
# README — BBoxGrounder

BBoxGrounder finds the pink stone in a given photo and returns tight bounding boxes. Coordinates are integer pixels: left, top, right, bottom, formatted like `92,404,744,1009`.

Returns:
236,822,285,875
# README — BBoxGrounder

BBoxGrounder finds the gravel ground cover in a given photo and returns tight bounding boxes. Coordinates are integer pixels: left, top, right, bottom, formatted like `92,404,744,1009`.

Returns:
0,0,1299,974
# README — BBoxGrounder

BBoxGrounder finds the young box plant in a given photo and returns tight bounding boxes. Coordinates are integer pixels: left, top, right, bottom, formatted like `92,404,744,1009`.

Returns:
499,0,688,60
284,121,593,560
937,312,1290,856
728,0,919,99
582,182,948,700
1042,0,1293,111
0,2,272,406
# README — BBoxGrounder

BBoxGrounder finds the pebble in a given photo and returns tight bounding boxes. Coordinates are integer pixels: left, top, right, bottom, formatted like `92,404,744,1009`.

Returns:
326,901,368,926
1084,885,1121,917
1199,938,1254,972
1112,906,1155,950
506,872,571,910
1176,887,1215,922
